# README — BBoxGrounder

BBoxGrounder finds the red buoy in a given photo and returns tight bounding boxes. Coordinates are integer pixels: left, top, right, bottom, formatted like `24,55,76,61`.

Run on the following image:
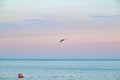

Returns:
18,73,24,78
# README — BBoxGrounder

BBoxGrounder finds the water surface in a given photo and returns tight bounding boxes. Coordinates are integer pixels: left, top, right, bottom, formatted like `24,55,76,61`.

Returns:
0,59,120,80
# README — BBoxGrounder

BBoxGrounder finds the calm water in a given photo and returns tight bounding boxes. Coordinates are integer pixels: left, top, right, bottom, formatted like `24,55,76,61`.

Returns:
0,59,120,80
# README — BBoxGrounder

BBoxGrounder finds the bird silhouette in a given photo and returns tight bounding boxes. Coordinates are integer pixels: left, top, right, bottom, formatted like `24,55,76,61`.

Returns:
59,39,66,43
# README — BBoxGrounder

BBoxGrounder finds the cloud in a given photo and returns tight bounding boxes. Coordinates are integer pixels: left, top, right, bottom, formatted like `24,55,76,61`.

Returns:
0,13,59,29
94,15,112,18
0,22,16,28
116,15,120,16
0,21,31,30
26,18,50,24
25,18,58,27
93,14,120,19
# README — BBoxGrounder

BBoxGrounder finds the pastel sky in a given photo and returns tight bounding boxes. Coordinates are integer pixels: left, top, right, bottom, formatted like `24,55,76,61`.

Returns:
0,0,120,59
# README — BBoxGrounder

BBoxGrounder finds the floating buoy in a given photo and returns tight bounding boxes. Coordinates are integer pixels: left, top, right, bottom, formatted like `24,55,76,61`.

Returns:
18,73,24,78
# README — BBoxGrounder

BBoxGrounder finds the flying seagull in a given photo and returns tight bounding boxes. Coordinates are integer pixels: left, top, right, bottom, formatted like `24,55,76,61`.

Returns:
59,39,66,43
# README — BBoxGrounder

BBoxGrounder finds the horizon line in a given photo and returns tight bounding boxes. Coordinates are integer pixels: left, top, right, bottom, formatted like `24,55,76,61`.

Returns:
0,58,120,60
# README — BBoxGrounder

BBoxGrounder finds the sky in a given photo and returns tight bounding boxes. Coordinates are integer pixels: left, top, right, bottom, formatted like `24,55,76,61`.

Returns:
0,0,120,59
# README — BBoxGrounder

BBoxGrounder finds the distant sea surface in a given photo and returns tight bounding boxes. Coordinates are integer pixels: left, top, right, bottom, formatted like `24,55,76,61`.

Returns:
0,59,120,80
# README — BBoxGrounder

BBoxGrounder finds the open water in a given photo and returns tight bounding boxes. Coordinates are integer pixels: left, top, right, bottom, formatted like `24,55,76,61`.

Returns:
0,59,120,80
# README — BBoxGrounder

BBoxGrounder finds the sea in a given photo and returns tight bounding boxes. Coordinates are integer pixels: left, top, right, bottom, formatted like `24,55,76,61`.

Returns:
0,59,120,80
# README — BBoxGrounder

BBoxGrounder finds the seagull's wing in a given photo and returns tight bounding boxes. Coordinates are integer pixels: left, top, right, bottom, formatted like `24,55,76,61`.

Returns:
60,39,63,42
59,39,66,43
